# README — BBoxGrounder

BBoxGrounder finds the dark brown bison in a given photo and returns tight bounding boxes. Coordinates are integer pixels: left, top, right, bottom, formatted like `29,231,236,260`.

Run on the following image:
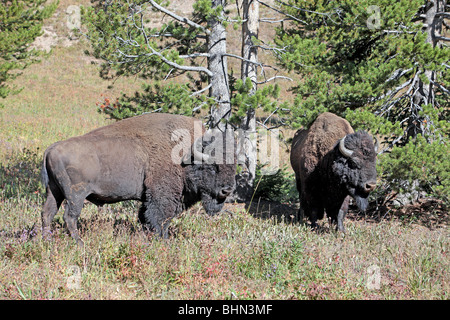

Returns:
41,113,236,245
290,112,377,232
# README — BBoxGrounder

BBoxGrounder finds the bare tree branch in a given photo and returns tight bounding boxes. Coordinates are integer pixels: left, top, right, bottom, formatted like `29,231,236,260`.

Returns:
179,53,210,59
256,75,293,84
435,12,450,18
256,0,309,25
274,0,342,24
259,17,291,23
435,35,450,42
223,52,280,71
190,84,212,96
431,79,450,95
126,4,214,77
148,0,210,35
146,46,213,76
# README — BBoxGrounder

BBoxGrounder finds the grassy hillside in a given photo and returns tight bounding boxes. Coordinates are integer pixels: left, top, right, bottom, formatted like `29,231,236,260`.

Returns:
0,0,448,300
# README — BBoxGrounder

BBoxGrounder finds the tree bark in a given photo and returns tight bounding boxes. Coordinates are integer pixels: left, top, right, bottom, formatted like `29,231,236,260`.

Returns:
207,0,231,130
234,0,259,201
408,0,446,139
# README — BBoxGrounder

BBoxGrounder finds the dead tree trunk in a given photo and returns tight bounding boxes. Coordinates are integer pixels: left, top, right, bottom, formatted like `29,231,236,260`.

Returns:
234,0,259,201
408,0,447,139
208,0,231,130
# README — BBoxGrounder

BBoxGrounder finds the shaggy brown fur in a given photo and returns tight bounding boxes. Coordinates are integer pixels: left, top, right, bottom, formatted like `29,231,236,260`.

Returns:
290,112,377,232
41,113,236,245
291,113,354,177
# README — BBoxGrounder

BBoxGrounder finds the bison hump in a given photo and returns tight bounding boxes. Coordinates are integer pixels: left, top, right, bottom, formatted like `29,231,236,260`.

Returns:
292,112,354,175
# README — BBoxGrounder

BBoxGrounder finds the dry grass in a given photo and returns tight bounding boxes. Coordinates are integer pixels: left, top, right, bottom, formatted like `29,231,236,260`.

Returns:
0,0,448,300
0,195,448,299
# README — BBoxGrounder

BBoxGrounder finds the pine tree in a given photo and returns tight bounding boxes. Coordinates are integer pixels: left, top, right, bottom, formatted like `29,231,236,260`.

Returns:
0,0,57,101
82,0,285,201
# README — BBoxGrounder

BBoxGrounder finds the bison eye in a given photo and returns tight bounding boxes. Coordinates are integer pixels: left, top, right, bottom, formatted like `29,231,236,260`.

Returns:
348,158,361,169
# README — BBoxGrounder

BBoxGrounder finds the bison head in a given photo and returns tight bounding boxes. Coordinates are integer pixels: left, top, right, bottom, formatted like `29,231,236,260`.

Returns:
182,129,236,215
333,131,377,212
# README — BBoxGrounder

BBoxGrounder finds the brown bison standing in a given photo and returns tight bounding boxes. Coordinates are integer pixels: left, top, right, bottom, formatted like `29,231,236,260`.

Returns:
290,112,377,232
41,113,236,245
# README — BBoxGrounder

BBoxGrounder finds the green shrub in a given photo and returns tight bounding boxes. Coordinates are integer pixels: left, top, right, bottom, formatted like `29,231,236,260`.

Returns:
252,164,297,204
378,134,449,205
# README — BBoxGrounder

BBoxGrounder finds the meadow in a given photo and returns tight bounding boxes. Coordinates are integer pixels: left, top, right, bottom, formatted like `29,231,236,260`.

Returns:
0,0,448,300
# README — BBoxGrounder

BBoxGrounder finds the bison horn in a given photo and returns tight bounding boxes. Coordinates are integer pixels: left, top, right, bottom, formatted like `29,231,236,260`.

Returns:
192,137,210,163
339,135,354,158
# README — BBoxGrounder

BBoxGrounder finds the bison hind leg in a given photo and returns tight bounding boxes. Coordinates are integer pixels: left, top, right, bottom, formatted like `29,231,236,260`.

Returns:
63,197,86,246
42,182,64,240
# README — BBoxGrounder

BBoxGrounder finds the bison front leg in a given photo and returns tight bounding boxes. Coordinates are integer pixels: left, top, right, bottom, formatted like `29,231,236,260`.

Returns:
139,204,172,239
139,196,180,239
337,196,350,233
327,196,350,233
297,207,304,225
138,204,165,239
309,208,319,230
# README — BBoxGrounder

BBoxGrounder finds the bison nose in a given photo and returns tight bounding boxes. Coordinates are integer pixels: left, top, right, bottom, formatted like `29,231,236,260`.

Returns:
365,182,377,192
218,187,233,199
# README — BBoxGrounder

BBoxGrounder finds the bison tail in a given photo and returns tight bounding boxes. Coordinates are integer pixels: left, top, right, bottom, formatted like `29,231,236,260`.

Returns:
41,151,49,190
41,159,49,190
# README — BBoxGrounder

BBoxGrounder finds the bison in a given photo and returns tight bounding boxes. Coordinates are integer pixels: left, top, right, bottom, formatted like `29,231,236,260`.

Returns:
41,113,236,245
290,112,377,232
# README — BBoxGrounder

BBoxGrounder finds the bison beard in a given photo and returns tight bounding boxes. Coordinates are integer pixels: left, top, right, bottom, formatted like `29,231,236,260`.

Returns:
354,195,369,212
41,113,236,245
201,193,226,215
350,191,369,213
